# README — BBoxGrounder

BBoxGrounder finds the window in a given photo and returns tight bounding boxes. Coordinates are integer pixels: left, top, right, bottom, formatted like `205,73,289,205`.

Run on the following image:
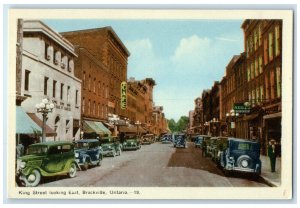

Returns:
264,38,268,65
75,90,78,105
98,81,101,96
251,62,254,80
247,65,250,82
45,43,49,60
82,97,85,113
275,25,280,56
53,80,57,98
24,70,30,91
93,78,96,93
44,77,49,96
93,101,96,115
258,24,262,46
270,70,275,99
88,75,91,91
260,85,264,102
255,58,258,77
60,83,64,100
98,103,100,117
254,30,258,51
83,72,86,89
88,99,91,115
265,75,270,100
268,32,274,61
259,56,263,74
67,86,70,103
276,67,281,98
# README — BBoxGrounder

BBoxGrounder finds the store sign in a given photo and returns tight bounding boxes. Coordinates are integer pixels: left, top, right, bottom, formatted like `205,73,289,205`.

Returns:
121,81,127,109
233,103,250,113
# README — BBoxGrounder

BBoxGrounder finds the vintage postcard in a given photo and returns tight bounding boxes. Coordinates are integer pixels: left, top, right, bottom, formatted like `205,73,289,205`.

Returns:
6,9,293,199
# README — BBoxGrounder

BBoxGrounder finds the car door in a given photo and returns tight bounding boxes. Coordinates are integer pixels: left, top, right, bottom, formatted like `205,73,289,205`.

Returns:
44,145,64,173
60,144,74,171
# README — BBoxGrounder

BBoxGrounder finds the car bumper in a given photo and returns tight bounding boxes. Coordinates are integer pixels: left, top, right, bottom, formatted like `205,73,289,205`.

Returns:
102,150,115,156
123,146,138,150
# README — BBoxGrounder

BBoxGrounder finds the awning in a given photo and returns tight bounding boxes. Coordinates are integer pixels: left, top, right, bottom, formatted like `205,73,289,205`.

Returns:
16,107,42,135
27,113,57,136
243,113,259,121
119,125,137,133
263,112,282,120
83,120,111,135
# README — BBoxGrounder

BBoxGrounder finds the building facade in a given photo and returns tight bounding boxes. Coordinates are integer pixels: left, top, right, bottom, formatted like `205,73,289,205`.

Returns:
21,20,82,141
61,27,130,119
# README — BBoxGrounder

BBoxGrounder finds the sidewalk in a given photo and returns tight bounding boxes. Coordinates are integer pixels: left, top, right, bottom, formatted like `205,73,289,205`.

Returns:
259,155,281,187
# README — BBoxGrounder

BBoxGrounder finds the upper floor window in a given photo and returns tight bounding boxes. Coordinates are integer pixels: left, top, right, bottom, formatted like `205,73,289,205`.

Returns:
60,83,64,100
53,80,57,98
24,70,30,91
83,72,86,89
88,75,91,91
67,86,70,103
45,44,53,61
75,90,79,105
68,59,74,72
268,32,274,61
54,50,61,65
275,25,281,56
44,77,49,96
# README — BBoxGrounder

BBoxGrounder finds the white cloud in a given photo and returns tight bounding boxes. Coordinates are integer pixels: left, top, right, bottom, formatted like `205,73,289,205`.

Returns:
171,35,211,66
215,37,240,42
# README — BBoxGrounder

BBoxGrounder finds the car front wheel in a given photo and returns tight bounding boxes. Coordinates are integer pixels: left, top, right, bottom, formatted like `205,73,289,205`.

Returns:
24,169,41,187
68,163,77,178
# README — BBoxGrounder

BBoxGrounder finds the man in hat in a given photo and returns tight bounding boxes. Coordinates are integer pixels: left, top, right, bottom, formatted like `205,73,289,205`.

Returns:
268,139,277,172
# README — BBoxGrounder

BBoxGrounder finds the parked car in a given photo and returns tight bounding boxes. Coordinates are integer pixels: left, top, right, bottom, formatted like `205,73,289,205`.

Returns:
73,139,103,170
161,134,172,143
211,137,228,162
100,137,122,157
201,135,211,157
194,135,203,148
16,141,78,187
122,136,141,150
206,137,218,157
219,138,261,177
141,134,154,145
173,134,187,148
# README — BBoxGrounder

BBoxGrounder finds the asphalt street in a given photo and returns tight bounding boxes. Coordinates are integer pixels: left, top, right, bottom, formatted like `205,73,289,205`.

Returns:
39,142,268,187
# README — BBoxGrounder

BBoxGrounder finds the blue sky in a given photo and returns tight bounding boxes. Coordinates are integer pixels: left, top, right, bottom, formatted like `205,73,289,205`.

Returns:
43,19,244,121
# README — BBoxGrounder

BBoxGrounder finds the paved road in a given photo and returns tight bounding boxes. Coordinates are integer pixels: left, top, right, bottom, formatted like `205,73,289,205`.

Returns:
40,142,268,187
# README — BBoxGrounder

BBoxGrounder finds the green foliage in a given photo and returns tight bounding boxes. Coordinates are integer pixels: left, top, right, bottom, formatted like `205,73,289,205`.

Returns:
167,116,189,133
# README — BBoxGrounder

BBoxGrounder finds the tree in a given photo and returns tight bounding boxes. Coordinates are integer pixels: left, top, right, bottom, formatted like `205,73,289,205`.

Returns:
167,116,189,133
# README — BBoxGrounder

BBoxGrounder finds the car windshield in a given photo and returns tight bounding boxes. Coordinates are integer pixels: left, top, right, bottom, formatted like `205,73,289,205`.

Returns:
27,146,48,155
101,139,112,144
125,139,136,142
74,142,89,149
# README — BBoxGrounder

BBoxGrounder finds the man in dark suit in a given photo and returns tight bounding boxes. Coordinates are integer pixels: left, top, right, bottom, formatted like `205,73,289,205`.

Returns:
268,139,277,172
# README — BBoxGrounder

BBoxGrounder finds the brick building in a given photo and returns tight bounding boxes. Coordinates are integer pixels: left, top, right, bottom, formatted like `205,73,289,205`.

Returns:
61,27,130,119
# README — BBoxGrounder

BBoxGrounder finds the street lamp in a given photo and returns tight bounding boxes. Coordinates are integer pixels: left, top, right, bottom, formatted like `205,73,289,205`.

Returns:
226,109,239,137
36,98,54,143
109,114,120,136
135,120,141,138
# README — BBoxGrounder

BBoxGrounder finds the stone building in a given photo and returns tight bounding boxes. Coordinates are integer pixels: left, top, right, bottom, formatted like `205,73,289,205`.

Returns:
20,20,81,142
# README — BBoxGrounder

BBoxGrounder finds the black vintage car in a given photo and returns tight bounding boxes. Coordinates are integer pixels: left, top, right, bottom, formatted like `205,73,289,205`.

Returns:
173,134,187,148
73,139,103,170
219,138,262,176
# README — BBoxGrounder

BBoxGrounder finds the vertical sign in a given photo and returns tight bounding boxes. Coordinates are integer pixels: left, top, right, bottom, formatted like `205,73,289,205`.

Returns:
121,81,127,109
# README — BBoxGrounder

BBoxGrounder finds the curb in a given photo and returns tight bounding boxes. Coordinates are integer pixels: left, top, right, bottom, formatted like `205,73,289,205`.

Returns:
258,176,278,187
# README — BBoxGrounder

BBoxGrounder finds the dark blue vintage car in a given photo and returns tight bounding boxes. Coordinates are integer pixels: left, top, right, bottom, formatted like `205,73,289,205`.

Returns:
173,134,187,148
219,138,261,176
73,139,103,170
194,135,203,148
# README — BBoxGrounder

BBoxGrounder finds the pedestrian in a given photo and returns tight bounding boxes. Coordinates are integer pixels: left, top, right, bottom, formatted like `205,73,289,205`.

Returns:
268,139,277,172
202,140,207,157
16,142,24,160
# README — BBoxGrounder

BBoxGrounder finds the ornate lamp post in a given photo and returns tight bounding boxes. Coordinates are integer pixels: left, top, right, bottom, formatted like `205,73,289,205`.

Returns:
36,98,54,143
226,109,239,137
108,114,120,136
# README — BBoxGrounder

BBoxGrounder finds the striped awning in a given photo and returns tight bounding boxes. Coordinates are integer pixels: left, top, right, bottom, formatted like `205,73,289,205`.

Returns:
83,120,111,135
16,106,42,135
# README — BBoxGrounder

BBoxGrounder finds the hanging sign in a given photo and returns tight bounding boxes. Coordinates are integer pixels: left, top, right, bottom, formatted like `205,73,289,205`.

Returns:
121,81,127,109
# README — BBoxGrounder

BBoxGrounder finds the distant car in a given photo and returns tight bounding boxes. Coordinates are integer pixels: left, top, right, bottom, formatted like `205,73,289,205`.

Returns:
73,139,103,170
194,136,203,148
141,134,154,145
219,138,261,177
16,141,78,187
161,134,172,143
174,134,187,148
100,137,122,157
122,137,141,150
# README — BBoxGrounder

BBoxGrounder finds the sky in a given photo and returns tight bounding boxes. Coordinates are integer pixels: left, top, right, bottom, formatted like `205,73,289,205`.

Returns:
43,19,244,121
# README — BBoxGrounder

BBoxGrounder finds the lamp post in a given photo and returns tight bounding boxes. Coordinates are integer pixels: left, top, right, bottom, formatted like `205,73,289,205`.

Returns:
226,109,239,137
135,120,141,138
109,114,120,136
36,98,54,143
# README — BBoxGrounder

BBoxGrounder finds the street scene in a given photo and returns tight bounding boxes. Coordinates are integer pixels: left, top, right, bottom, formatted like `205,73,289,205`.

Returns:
14,18,282,188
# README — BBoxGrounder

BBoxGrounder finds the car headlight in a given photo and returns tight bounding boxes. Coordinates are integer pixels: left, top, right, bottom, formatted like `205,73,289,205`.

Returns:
75,152,79,157
20,161,26,168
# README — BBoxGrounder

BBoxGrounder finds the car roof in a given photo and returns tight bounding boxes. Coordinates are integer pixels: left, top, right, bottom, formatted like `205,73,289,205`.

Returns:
74,139,99,143
29,141,73,147
228,137,259,144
